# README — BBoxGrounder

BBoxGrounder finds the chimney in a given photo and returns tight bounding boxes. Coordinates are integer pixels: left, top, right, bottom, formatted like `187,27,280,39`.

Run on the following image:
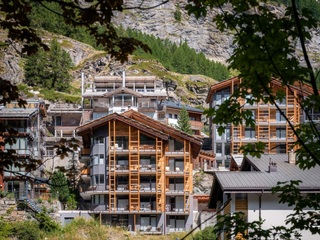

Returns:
268,158,277,172
288,149,296,165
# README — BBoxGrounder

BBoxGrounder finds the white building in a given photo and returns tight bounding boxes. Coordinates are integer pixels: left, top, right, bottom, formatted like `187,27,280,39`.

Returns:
208,153,320,239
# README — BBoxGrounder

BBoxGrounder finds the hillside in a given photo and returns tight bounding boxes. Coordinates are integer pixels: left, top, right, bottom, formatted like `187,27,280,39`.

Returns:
0,29,217,107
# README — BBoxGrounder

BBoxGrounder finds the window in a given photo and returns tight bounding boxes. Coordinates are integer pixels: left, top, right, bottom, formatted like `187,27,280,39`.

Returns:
214,87,230,105
245,127,256,139
5,138,27,150
225,126,231,141
55,116,62,126
216,143,222,154
276,110,286,122
276,144,286,154
99,154,104,165
94,136,104,144
92,194,105,205
225,143,231,156
215,128,222,141
64,217,74,224
92,174,104,185
276,127,286,139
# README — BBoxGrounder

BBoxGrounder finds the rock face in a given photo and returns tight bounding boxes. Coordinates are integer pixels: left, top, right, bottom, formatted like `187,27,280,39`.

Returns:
114,0,320,68
1,1,320,100
114,0,233,64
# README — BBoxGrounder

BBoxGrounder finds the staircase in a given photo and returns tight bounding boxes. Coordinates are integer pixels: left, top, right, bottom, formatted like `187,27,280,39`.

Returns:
25,197,42,213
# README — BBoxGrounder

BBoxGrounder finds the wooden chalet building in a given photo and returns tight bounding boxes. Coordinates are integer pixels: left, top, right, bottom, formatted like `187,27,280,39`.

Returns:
206,77,318,168
68,109,203,234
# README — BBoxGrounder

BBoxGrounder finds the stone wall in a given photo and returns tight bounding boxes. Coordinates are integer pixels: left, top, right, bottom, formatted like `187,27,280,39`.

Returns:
0,197,29,222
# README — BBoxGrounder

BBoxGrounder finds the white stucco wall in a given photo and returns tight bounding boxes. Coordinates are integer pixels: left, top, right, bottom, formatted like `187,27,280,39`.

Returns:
246,193,319,240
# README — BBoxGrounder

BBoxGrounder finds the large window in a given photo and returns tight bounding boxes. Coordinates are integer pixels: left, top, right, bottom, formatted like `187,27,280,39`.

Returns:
92,194,105,205
214,87,230,106
276,127,286,139
5,138,27,150
276,110,286,122
92,154,104,165
92,174,104,185
245,127,256,139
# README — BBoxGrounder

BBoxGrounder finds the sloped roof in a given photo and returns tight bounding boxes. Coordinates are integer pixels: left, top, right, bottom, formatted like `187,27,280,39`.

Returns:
161,100,203,113
208,154,320,208
0,108,38,118
76,110,169,140
76,109,203,157
206,77,318,103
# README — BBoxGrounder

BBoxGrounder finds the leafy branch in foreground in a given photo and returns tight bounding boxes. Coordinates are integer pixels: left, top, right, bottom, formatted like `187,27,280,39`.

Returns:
186,0,320,239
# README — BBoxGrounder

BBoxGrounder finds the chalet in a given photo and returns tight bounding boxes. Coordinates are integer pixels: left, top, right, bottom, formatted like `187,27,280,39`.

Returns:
61,109,203,234
206,77,318,169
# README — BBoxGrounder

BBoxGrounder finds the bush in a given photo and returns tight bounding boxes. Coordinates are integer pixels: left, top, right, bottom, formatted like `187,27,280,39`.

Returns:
36,212,60,233
0,219,12,239
193,226,216,240
174,9,182,22
12,220,42,240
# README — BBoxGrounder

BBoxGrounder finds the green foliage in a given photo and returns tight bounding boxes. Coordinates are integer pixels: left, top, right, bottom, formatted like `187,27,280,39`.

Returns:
0,219,12,239
39,89,81,103
25,39,73,91
193,226,216,240
121,28,230,81
11,220,42,240
66,193,78,210
50,170,69,203
174,7,182,22
176,107,193,135
186,0,320,238
36,212,60,233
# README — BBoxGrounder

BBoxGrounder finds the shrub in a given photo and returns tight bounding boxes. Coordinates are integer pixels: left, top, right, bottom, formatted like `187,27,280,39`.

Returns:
174,9,182,22
12,220,42,240
193,226,216,240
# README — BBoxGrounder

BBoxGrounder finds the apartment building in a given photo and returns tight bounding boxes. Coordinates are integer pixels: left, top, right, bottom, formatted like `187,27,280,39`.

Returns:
82,73,167,123
81,74,205,134
0,99,46,199
206,77,316,168
74,109,203,234
44,102,82,171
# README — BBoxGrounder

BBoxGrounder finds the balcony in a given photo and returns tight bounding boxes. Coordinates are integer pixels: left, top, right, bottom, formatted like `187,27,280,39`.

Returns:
165,166,184,176
110,143,156,152
45,127,80,141
138,102,158,111
190,120,204,130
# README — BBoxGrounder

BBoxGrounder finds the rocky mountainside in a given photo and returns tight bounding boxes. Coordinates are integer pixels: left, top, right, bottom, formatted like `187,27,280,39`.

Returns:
115,0,320,67
1,1,320,105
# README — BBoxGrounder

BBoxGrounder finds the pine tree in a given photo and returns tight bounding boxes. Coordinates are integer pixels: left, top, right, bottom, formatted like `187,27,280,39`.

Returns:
176,106,193,135
50,170,69,203
24,39,73,91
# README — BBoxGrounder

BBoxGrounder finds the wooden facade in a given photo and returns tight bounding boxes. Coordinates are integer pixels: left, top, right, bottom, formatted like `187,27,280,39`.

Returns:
76,110,202,233
206,77,314,167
